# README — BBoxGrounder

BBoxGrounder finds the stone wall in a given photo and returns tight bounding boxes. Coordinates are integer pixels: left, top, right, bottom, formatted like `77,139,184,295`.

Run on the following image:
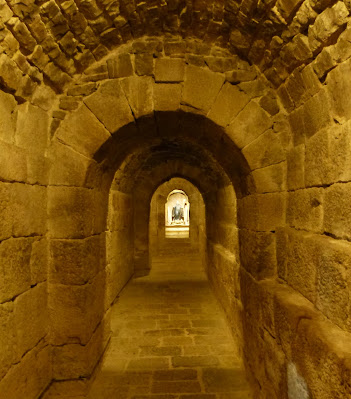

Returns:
1,4,351,395
0,88,51,398
206,184,243,354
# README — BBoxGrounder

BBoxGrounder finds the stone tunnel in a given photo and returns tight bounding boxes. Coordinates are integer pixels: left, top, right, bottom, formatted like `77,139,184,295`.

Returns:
0,0,351,398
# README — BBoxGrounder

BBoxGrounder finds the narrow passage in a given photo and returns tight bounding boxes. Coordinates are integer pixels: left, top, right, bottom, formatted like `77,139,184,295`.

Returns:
89,245,252,399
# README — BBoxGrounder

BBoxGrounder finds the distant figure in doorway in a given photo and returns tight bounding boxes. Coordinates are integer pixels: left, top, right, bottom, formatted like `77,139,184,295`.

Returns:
172,201,184,223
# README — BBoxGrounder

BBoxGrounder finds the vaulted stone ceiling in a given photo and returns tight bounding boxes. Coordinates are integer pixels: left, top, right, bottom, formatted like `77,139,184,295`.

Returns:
1,0,349,101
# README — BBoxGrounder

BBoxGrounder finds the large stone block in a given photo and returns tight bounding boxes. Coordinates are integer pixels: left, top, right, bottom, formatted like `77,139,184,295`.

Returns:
207,82,250,127
242,128,285,170
49,272,105,345
155,58,185,82
289,89,332,144
308,2,349,53
49,235,104,285
287,144,304,190
276,0,304,20
0,302,18,379
182,65,225,112
252,162,286,193
212,221,239,254
153,83,182,111
14,283,48,358
30,238,48,286
12,184,47,237
121,76,154,119
238,193,286,231
286,188,324,233
27,152,51,186
0,341,51,399
107,53,133,78
52,312,110,379
15,103,49,153
84,79,134,133
55,104,111,158
315,236,351,331
305,122,351,186
48,140,98,187
272,280,316,357
302,88,332,138
108,190,133,231
0,140,27,183
0,183,13,241
240,229,276,279
0,237,32,303
0,90,16,143
326,58,351,123
324,182,351,240
227,101,272,149
48,187,107,239
304,126,329,186
292,317,351,399
283,228,318,303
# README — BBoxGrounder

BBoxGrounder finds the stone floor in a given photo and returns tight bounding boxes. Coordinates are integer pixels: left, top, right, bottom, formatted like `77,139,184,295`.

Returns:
88,249,253,399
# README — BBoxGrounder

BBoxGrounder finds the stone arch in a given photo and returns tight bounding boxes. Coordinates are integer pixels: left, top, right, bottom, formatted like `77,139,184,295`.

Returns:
46,55,288,395
149,177,205,256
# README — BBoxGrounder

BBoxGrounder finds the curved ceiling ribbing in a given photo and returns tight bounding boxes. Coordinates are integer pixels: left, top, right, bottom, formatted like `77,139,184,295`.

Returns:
0,0,342,99
93,112,253,198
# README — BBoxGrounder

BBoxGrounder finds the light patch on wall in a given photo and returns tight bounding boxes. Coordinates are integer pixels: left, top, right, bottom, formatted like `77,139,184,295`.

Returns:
287,363,310,399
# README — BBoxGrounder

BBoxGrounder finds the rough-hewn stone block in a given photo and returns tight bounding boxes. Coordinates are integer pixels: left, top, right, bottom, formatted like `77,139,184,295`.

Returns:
56,104,110,158
0,341,51,399
252,162,287,193
324,182,351,240
154,83,182,111
182,66,225,112
240,230,276,279
287,188,324,233
49,272,105,345
0,90,16,143
326,58,351,123
14,283,48,358
242,129,285,170
155,58,185,82
228,101,272,149
0,238,32,303
287,144,304,190
15,103,49,153
48,187,107,239
315,236,351,331
207,82,249,127
121,76,154,119
52,314,110,379
30,238,48,286
308,2,349,53
12,184,47,237
50,235,104,285
282,228,318,303
0,302,17,379
107,54,133,78
135,53,154,76
238,193,286,231
48,141,97,187
0,140,27,183
84,79,134,133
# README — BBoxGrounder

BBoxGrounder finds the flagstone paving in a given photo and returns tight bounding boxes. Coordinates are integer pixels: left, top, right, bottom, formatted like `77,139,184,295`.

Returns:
88,250,253,399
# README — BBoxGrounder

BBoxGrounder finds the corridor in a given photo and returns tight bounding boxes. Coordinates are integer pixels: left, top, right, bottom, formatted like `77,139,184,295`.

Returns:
88,244,252,399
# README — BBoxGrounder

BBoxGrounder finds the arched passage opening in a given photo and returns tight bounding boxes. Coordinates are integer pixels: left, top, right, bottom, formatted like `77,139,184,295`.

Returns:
47,101,253,396
149,177,204,256
44,50,351,399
